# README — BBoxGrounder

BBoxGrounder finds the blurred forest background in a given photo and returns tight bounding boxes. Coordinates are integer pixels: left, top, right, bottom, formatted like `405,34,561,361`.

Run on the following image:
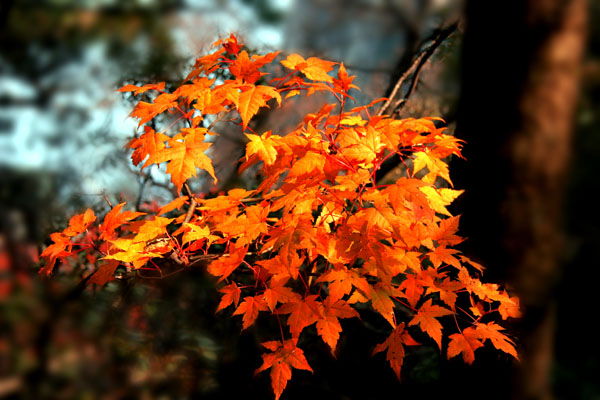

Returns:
0,0,598,399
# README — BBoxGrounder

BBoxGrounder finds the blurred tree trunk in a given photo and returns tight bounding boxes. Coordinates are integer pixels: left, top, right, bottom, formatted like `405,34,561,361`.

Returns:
454,1,587,399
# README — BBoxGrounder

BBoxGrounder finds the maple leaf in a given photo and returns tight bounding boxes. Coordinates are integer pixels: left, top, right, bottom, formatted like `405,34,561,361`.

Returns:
338,126,385,168
255,339,313,400
63,208,96,237
216,33,242,55
229,50,281,84
276,295,322,337
127,126,170,168
476,322,519,359
218,204,270,246
256,251,304,281
157,196,189,215
236,84,282,130
281,53,336,82
408,299,452,349
40,232,72,275
207,244,248,282
419,186,464,217
181,222,216,246
447,327,484,364
498,295,521,320
186,48,225,80
88,259,120,287
146,128,216,192
104,238,163,269
316,266,370,301
333,62,359,93
430,216,463,247
428,246,462,270
262,277,301,312
232,295,268,330
117,82,165,95
245,131,279,166
368,283,396,328
316,297,359,353
229,50,263,83
287,151,326,180
99,202,145,241
132,216,173,244
373,322,420,380
398,274,424,308
412,151,452,186
40,209,97,275
130,92,178,127
216,282,242,312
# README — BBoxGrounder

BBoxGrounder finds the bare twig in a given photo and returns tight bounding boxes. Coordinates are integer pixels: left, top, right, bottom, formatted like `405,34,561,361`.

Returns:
376,21,459,117
183,183,197,224
102,192,114,209
206,109,233,131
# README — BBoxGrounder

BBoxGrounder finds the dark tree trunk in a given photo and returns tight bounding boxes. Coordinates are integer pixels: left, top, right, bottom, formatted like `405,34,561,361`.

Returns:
454,1,587,399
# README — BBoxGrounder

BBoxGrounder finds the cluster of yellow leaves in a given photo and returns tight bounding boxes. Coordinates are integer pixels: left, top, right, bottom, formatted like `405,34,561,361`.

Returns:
41,34,520,400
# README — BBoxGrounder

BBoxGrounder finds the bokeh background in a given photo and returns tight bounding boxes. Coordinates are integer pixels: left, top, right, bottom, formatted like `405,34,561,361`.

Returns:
0,0,598,399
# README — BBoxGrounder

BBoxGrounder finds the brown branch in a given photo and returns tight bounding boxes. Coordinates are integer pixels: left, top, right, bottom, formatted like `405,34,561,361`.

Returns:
206,109,234,131
103,192,114,209
376,20,459,117
183,183,197,224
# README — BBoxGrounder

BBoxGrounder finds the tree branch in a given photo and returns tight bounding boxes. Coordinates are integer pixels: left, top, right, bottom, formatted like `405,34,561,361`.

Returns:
376,21,459,117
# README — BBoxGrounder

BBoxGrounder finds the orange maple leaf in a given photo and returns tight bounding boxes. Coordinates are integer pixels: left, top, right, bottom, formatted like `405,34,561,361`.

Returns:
117,82,165,95
232,295,268,330
99,202,145,241
229,50,281,84
127,126,170,168
146,128,217,192
373,322,420,380
447,327,484,364
236,84,281,130
157,196,189,215
276,295,322,337
316,297,359,353
216,282,242,313
40,232,72,275
262,277,301,312
255,339,313,400
408,299,452,349
476,322,519,359
333,62,359,93
130,92,178,127
88,259,120,287
207,244,248,282
368,283,396,328
63,209,96,237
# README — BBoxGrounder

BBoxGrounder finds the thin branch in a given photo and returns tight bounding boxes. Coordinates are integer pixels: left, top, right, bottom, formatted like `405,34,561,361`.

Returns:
134,171,152,210
206,109,233,131
102,192,114,209
376,20,459,117
183,183,197,224
376,50,429,117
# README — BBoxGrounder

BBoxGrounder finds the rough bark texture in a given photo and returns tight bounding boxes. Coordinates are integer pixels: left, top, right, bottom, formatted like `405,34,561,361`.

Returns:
454,1,587,399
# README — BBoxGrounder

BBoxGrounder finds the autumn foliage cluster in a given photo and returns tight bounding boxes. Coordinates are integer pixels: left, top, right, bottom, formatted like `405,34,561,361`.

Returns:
40,34,519,399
